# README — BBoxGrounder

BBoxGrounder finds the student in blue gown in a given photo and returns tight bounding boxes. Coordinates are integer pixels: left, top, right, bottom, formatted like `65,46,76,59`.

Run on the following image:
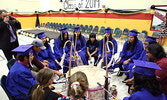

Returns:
30,39,62,76
36,32,61,70
70,26,88,65
53,28,72,73
6,45,37,100
128,36,157,79
98,28,118,67
86,33,99,65
113,30,143,76
123,60,167,100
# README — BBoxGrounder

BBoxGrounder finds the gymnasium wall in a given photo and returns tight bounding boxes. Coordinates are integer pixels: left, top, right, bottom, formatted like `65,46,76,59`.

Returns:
0,0,40,12
11,12,153,33
38,13,153,35
11,14,37,29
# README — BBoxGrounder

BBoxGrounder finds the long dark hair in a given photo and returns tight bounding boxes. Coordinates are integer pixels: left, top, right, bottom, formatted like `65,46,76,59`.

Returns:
73,31,84,47
38,36,49,49
133,72,163,96
88,33,96,44
104,33,113,47
44,40,49,49
126,36,138,52
147,43,166,59
105,33,113,42
59,32,69,47
32,69,54,100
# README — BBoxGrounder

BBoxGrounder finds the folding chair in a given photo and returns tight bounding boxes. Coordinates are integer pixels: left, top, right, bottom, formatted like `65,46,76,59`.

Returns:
0,75,15,100
7,59,15,70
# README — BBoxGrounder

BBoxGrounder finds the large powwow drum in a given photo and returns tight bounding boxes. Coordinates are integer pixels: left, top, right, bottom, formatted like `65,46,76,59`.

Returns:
67,65,106,100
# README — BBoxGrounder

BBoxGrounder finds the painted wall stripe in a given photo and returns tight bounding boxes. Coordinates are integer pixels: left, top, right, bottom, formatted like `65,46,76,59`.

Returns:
11,13,152,20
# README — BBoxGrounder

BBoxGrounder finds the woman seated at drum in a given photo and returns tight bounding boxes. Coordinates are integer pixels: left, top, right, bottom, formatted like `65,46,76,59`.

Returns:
128,36,157,79
123,60,166,100
58,71,88,100
28,68,62,100
86,33,99,65
98,28,118,67
70,26,88,65
53,28,73,73
36,32,61,71
113,30,143,76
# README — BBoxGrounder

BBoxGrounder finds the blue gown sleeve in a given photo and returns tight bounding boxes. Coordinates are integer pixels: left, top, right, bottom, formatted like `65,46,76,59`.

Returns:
70,36,73,42
81,35,87,52
48,44,56,60
126,93,142,100
123,97,129,100
119,41,128,58
70,36,75,56
36,52,44,62
64,42,71,58
98,39,103,55
53,38,62,59
138,50,147,61
16,72,37,95
129,41,143,60
112,39,118,54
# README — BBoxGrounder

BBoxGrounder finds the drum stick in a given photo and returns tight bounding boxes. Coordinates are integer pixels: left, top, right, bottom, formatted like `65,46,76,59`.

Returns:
97,82,111,95
53,81,66,84
95,58,100,65
109,71,128,73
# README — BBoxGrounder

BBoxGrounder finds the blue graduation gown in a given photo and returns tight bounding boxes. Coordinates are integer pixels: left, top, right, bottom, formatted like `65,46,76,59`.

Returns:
70,35,88,65
6,61,37,100
37,44,61,70
113,40,143,69
123,88,167,100
128,50,147,78
98,38,118,66
53,38,73,73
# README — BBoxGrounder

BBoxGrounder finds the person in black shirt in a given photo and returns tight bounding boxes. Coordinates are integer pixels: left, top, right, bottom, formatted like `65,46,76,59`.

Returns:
27,68,62,100
0,10,21,61
86,33,99,65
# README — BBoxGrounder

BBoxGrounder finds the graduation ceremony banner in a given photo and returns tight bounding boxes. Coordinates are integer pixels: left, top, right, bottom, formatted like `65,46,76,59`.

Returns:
63,0,102,10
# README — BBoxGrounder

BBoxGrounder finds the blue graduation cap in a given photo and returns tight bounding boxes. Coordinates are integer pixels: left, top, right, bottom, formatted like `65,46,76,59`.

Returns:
129,30,138,36
105,28,111,34
12,45,33,56
60,28,68,34
74,26,80,32
36,32,46,38
145,36,157,43
133,60,161,76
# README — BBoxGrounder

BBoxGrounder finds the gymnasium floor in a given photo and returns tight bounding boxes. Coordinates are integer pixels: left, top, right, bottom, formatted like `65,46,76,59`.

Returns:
0,29,130,100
